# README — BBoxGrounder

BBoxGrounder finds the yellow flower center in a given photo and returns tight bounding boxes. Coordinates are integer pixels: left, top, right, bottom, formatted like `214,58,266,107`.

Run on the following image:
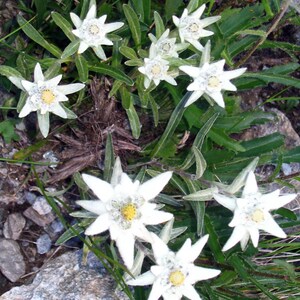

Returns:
151,64,162,76
189,22,199,33
121,204,137,221
208,76,220,88
251,209,265,223
89,24,100,35
41,89,56,105
169,270,185,286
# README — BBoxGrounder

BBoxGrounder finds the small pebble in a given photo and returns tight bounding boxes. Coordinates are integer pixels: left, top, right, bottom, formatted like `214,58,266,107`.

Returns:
50,219,64,234
36,234,52,254
281,163,292,176
24,191,37,205
32,196,52,215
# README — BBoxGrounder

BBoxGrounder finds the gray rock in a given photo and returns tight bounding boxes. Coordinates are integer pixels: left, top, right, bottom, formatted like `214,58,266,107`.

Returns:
50,219,64,234
32,196,52,215
0,250,130,300
3,213,26,240
24,191,37,205
36,234,52,254
23,207,55,227
0,239,25,282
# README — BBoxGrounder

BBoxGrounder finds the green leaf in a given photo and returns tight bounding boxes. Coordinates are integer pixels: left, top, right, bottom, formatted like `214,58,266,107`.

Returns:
17,15,62,58
44,62,61,80
75,54,89,83
126,103,141,139
149,95,159,127
165,0,183,21
119,46,138,60
120,87,141,139
275,208,297,221
51,12,75,41
0,120,20,144
0,65,23,78
124,59,143,67
55,223,86,245
61,39,80,59
89,64,133,86
234,29,267,38
13,140,47,160
154,11,165,38
123,4,141,48
61,104,77,119
181,113,219,170
183,187,218,201
204,214,226,263
192,146,207,179
243,72,300,89
17,92,28,113
237,133,284,157
73,172,89,192
283,146,300,163
273,259,296,280
103,133,115,182
184,178,205,236
151,92,191,157
187,0,201,13
209,128,245,152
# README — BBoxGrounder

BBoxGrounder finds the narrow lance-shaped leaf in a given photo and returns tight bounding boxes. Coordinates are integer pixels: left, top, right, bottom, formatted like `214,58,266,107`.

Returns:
51,12,75,41
89,64,133,86
181,113,219,170
119,46,138,60
123,4,141,48
184,177,205,236
61,39,80,59
151,92,191,157
103,133,115,182
154,11,165,38
17,15,62,58
75,54,89,83
192,146,207,179
44,62,61,80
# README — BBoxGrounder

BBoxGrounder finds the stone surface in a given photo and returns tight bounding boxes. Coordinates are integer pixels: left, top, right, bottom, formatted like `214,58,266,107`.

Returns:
32,196,52,215
3,213,26,240
0,250,129,300
240,108,300,149
36,234,52,254
23,207,55,227
0,239,25,282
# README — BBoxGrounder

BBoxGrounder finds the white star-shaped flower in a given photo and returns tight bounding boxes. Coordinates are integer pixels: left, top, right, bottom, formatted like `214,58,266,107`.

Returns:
9,63,84,137
148,29,187,59
172,4,221,51
127,233,220,300
179,42,246,108
76,158,173,269
70,4,124,59
214,171,297,252
138,56,177,89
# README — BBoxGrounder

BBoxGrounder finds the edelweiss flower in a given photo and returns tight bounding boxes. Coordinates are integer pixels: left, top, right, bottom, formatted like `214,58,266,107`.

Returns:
148,29,186,59
172,4,221,51
138,56,177,89
214,171,297,251
70,4,124,59
9,63,84,137
179,42,246,107
127,233,220,300
76,158,173,268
